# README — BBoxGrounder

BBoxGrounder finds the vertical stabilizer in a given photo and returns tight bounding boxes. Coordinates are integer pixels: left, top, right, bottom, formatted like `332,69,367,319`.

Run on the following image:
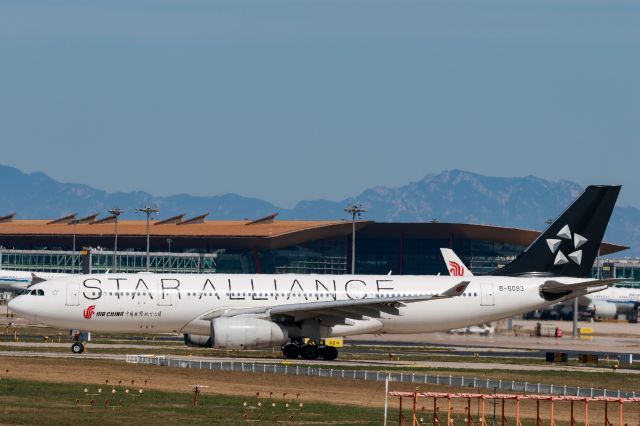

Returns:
493,185,621,277
440,248,474,276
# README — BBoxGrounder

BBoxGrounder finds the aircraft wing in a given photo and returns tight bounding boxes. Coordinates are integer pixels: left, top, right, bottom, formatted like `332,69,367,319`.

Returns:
200,281,470,324
540,278,625,294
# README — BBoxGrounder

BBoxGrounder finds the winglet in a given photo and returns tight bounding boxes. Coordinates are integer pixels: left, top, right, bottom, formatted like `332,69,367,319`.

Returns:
439,281,471,298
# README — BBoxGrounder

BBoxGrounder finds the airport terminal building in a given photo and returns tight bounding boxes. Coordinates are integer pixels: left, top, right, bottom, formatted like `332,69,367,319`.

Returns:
0,213,629,277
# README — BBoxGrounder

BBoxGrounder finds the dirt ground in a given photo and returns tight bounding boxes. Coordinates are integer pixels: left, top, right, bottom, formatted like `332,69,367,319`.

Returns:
2,356,638,424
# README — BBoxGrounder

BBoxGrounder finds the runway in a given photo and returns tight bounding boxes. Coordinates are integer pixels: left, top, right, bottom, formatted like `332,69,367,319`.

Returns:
349,320,640,355
1,346,638,375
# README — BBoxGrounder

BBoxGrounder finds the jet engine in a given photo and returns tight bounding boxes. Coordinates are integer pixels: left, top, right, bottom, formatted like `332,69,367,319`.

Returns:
183,318,288,349
592,300,617,319
183,334,212,348
210,317,288,349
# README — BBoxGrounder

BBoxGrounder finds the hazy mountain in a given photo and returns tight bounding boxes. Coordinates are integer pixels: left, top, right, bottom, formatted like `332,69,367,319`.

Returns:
0,164,638,255
0,164,278,221
283,170,584,227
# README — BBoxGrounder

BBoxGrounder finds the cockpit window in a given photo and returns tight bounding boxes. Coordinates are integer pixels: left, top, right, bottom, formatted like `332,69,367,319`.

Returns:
37,289,44,296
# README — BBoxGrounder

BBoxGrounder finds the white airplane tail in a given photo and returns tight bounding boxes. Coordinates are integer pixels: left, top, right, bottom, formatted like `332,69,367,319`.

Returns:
440,248,474,277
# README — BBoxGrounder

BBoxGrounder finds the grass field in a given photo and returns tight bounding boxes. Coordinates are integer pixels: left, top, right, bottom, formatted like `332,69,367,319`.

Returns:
0,378,386,425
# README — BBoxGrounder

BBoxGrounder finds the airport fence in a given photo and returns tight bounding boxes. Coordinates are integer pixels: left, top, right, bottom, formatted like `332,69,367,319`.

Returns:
125,355,637,399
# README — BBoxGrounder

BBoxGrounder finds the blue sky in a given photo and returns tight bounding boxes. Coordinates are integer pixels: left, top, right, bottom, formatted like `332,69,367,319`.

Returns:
1,0,638,208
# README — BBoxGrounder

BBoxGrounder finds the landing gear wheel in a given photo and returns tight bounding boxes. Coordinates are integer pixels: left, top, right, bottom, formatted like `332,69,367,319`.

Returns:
71,342,85,354
282,343,300,359
299,344,319,360
319,346,338,361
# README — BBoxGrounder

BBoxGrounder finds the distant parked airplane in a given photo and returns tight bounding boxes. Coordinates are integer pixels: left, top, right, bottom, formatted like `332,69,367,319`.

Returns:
0,269,70,290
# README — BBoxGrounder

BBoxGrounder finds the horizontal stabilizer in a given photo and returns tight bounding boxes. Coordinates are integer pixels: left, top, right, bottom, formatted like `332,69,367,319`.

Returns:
540,278,624,294
29,273,47,286
439,281,471,297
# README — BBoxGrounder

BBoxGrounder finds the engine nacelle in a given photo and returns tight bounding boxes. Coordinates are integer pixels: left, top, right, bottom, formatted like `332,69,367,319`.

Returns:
211,318,288,349
592,300,617,319
183,333,212,348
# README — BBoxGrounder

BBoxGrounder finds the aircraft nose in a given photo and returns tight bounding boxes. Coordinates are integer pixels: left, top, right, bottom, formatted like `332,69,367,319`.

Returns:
8,296,32,318
8,296,22,314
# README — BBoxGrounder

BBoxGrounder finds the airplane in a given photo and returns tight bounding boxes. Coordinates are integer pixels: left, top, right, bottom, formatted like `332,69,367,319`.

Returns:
570,285,640,320
0,269,70,290
8,185,624,360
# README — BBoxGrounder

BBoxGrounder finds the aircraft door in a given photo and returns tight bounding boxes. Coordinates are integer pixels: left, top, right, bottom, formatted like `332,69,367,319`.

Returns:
480,283,495,306
66,282,80,306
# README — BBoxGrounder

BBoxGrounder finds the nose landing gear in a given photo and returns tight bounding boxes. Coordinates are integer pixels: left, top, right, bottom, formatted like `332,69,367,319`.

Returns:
71,341,85,354
70,329,86,354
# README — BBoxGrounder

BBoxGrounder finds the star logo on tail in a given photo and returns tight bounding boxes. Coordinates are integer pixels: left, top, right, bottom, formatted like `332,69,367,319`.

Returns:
546,224,587,266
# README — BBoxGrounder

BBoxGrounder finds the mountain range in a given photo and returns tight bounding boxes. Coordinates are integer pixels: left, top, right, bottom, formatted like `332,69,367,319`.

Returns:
1,164,638,255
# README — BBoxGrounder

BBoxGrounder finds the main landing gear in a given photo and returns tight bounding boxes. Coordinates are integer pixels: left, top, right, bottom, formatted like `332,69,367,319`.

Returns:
282,340,338,361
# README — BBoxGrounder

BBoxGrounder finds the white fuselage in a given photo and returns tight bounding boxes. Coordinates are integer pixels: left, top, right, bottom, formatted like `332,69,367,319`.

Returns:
584,286,640,313
9,273,587,338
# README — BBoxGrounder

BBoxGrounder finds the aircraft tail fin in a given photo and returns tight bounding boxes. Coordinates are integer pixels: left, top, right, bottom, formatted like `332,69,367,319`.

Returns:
440,248,474,277
493,185,621,278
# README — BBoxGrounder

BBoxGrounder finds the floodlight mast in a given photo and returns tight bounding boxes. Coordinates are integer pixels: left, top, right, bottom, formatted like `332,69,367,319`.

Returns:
135,206,159,272
108,208,123,273
70,219,80,274
345,204,366,274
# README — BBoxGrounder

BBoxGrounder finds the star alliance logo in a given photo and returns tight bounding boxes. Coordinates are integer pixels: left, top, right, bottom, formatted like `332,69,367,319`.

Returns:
546,225,587,266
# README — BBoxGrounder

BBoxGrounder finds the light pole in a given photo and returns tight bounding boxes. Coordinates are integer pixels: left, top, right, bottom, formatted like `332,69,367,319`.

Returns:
345,204,366,274
136,206,159,272
70,219,80,274
166,238,172,253
108,208,123,273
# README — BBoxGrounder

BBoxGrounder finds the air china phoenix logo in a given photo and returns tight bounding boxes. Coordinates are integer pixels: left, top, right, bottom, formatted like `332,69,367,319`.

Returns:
83,305,96,319
546,224,587,266
448,261,465,277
